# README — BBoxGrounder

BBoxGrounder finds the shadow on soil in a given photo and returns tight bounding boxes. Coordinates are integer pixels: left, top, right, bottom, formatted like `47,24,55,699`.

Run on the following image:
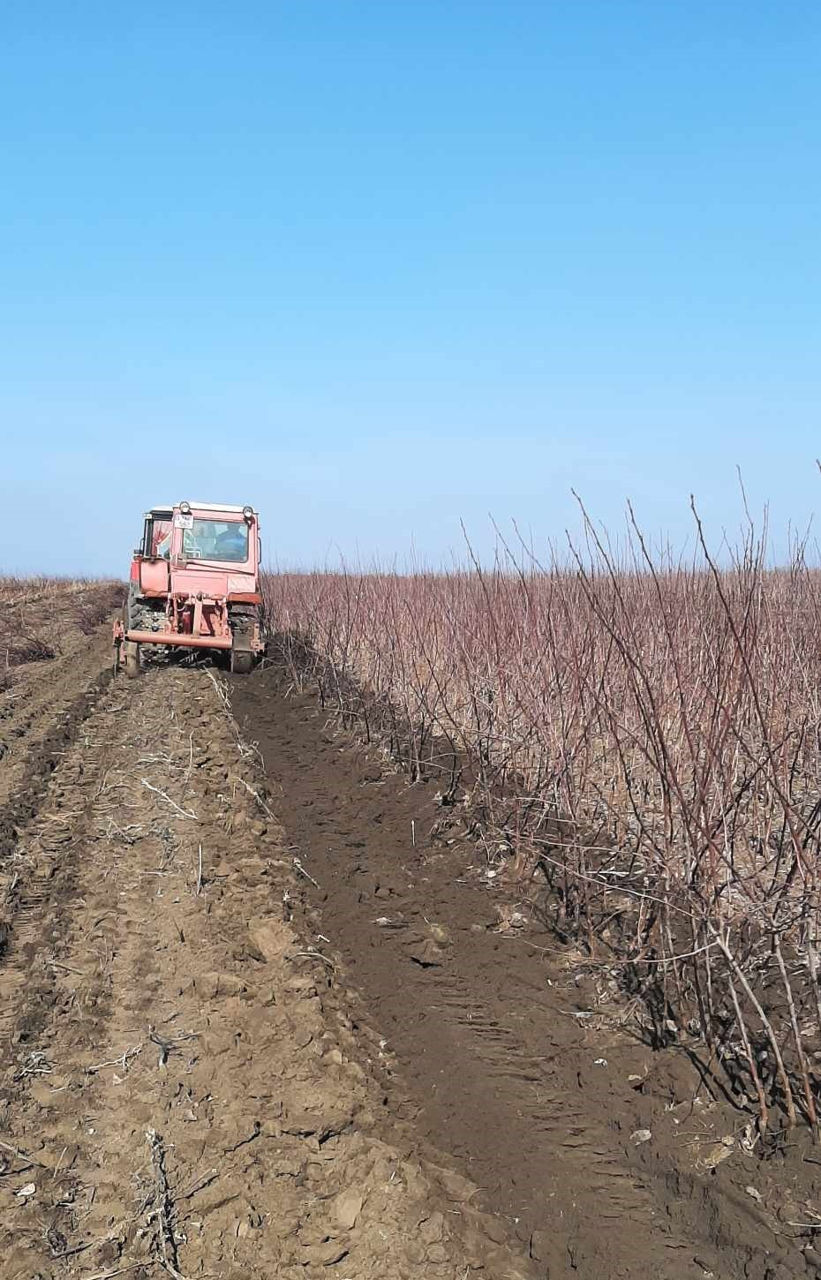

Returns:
230,661,821,1280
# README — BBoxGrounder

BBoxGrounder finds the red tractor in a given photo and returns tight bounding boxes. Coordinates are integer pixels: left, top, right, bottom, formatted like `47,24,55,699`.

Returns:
114,501,265,676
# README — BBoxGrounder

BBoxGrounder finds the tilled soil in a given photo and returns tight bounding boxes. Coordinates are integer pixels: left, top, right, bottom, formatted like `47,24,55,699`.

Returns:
0,626,113,821
231,664,821,1280
0,647,532,1279
6,623,821,1280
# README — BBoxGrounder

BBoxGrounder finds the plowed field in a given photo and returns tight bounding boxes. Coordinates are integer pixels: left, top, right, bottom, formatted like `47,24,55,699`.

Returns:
1,598,821,1280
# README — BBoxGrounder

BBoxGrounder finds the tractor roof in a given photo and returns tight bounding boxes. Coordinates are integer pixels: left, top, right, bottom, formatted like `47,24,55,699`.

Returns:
146,502,258,517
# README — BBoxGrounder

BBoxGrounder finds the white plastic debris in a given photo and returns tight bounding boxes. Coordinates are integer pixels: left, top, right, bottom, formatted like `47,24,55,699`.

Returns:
745,1185,762,1202
631,1129,652,1145
16,1183,35,1198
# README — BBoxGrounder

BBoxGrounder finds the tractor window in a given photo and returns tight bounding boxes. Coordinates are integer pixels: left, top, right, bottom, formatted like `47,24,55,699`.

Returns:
182,519,249,563
144,517,172,558
151,520,172,558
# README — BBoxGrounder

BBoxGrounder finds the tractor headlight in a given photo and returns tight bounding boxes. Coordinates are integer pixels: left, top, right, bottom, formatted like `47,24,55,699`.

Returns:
179,501,192,515
242,505,254,521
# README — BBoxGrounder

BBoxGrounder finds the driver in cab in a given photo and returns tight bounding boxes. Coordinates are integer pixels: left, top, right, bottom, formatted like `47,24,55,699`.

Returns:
215,525,247,560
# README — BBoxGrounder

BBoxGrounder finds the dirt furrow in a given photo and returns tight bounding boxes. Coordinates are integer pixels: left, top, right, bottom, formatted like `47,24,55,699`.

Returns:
0,627,114,834
231,664,821,1280
0,662,532,1279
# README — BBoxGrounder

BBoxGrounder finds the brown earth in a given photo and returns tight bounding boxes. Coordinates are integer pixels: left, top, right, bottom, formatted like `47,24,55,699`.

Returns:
231,663,821,1280
0,632,532,1278
5,596,821,1280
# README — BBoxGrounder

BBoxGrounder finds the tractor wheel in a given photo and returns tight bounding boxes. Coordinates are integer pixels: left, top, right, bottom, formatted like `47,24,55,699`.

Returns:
230,648,254,675
229,608,257,675
123,588,135,631
123,640,141,678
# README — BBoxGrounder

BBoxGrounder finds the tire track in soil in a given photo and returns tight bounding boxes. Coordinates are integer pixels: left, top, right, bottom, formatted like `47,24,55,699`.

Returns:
0,631,115,998
0,662,533,1280
0,631,114,852
231,665,818,1280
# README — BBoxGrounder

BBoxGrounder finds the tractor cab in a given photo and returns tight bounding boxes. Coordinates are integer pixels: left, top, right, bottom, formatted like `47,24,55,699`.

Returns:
139,507,251,564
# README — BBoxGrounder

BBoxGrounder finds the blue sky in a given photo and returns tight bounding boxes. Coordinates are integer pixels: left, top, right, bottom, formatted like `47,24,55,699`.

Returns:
1,1,819,573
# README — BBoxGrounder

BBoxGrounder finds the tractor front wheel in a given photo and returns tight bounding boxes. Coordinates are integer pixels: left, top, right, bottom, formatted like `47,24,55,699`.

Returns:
123,640,141,678
230,648,254,675
229,609,257,675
